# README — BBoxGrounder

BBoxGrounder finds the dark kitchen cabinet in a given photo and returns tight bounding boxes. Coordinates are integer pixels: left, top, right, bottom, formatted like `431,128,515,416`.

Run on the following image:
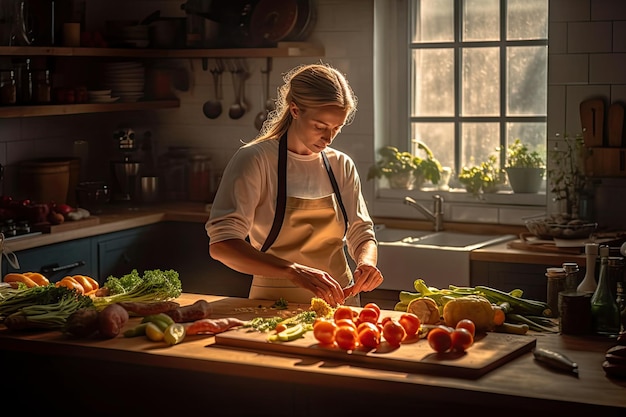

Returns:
470,261,554,302
3,237,96,283
95,224,168,280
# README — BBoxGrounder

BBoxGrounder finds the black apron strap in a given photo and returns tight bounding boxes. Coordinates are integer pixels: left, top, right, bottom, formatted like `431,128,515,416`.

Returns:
260,133,288,252
322,151,348,236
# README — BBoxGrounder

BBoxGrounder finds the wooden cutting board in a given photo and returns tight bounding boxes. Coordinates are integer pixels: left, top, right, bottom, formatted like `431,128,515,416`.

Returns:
33,216,99,233
580,98,605,147
214,308,536,379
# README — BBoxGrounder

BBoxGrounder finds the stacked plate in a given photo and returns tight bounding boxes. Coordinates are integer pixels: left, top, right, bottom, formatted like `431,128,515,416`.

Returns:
102,62,145,102
87,89,120,103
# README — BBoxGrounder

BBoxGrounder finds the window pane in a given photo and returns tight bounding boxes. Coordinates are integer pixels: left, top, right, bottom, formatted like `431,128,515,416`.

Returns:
462,47,500,116
461,123,500,168
507,122,547,161
411,123,455,169
412,49,454,117
507,0,548,40
507,46,547,116
411,0,454,43
463,0,499,41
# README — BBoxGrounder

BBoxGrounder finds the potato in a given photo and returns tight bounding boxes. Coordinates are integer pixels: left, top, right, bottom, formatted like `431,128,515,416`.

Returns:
98,303,129,338
66,307,99,337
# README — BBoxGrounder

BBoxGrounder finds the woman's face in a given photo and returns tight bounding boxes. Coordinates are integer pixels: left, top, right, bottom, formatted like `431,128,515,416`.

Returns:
288,104,348,155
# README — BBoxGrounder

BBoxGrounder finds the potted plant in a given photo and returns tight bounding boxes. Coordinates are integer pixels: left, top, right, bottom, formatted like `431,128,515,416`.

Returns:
504,139,546,193
367,145,442,190
458,154,505,197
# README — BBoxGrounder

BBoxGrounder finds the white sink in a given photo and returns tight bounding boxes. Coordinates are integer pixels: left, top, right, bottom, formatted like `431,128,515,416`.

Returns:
374,225,515,291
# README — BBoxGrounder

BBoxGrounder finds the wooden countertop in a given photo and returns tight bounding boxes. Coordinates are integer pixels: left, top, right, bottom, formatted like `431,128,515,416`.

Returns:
1,293,624,415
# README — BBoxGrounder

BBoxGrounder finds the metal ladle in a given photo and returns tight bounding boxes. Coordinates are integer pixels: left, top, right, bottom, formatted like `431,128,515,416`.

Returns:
202,59,223,119
255,58,274,131
228,59,248,120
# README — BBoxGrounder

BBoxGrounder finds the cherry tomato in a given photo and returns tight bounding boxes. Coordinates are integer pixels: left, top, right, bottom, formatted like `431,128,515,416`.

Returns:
335,325,359,350
382,318,406,346
357,322,381,349
427,326,452,353
451,328,474,352
274,323,287,334
455,319,476,337
363,302,381,319
335,318,357,330
357,307,379,326
313,320,338,345
380,316,393,327
399,313,421,337
334,306,356,322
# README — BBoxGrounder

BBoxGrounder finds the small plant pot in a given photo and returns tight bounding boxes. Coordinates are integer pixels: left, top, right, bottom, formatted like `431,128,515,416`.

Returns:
388,172,415,190
505,167,544,193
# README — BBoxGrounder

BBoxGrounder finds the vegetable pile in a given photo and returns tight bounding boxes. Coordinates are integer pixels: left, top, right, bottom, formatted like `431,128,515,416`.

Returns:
395,279,557,334
92,269,182,311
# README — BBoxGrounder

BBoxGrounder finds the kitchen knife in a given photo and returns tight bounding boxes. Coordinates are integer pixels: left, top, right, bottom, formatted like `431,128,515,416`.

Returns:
580,98,605,147
607,102,625,147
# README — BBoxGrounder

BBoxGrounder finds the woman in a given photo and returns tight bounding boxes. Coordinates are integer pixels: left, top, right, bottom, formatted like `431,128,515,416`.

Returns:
206,63,383,307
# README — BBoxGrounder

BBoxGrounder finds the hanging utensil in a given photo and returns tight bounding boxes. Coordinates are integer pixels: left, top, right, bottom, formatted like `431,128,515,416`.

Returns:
254,57,273,130
580,98,605,147
228,58,248,120
203,59,224,119
607,102,625,147
0,233,20,271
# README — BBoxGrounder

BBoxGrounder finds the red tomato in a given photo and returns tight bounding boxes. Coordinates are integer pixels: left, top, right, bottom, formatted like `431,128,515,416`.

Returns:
455,319,476,337
313,320,338,345
335,318,357,330
382,318,406,346
335,325,359,350
380,316,393,327
274,323,287,333
363,302,381,319
451,328,474,352
357,307,379,326
358,322,381,349
399,313,421,337
334,306,356,322
427,327,452,353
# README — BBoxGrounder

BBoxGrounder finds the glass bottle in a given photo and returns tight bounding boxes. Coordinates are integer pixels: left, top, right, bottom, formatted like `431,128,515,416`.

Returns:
590,246,621,336
0,70,16,105
577,242,599,293
562,262,580,291
616,281,626,333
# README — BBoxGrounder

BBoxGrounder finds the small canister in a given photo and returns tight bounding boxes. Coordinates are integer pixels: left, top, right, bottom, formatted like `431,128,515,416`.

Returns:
546,267,566,318
559,290,592,335
562,262,580,291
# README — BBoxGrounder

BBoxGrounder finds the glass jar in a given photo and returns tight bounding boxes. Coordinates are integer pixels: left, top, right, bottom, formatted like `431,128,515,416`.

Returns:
546,267,566,318
33,70,51,104
188,154,213,202
562,262,580,291
0,70,16,105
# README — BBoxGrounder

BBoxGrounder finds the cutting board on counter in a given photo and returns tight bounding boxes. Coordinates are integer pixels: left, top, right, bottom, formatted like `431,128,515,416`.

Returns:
33,216,99,233
211,296,537,379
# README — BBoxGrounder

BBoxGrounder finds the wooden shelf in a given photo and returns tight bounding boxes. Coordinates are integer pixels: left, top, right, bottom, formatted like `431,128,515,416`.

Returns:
0,99,180,118
0,42,324,59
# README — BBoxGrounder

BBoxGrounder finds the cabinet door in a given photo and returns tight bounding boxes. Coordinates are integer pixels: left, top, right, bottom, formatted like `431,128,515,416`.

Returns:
471,261,549,302
96,225,168,280
4,238,96,283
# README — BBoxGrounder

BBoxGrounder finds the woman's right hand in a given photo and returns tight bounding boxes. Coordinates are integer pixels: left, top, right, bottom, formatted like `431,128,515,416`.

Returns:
288,263,345,307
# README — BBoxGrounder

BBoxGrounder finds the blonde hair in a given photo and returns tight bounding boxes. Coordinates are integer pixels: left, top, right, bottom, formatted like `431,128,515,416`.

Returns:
249,63,357,145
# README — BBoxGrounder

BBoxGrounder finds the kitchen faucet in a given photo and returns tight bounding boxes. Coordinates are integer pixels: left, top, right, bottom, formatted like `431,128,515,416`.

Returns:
404,195,444,232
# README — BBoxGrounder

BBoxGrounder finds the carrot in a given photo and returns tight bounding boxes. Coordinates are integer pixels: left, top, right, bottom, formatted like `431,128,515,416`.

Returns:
185,318,246,335
23,272,50,286
493,306,506,326
165,299,213,323
4,273,38,288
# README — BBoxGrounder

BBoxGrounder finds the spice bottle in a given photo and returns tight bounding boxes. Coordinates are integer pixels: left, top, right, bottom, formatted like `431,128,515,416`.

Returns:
0,70,17,105
562,262,580,291
590,246,621,336
616,281,626,333
546,267,566,318
577,242,599,294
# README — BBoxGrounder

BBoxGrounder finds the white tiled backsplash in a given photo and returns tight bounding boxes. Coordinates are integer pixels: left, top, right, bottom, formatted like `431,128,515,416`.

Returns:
1,0,625,229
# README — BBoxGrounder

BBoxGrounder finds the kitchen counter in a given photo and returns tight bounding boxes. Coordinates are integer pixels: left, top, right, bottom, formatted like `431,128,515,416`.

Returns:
5,204,595,268
1,293,624,416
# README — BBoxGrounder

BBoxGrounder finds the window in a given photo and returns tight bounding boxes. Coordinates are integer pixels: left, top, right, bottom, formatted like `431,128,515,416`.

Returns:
408,0,548,187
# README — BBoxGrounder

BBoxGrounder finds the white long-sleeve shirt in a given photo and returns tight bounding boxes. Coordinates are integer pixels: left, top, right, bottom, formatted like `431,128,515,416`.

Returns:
206,139,376,262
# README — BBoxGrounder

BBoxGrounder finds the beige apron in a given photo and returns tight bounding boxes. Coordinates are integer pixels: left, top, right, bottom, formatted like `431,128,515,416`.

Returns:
249,134,358,306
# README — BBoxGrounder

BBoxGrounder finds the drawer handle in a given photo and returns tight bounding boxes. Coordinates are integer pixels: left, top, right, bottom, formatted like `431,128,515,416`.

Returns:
40,261,86,274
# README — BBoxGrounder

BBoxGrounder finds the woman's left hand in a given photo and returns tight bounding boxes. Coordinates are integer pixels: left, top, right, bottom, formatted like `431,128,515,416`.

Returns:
345,264,384,297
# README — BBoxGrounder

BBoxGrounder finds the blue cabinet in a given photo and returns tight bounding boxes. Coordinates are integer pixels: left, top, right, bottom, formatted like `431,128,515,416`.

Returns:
3,238,96,283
